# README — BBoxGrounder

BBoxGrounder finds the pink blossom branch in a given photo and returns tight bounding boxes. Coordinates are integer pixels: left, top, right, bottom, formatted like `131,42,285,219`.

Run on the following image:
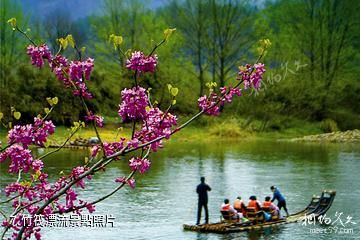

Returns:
53,170,136,215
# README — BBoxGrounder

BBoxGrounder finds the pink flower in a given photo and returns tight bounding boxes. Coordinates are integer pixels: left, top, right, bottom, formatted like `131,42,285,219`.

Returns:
8,118,55,147
4,182,24,196
237,63,265,90
8,124,33,147
127,178,136,189
114,177,126,183
49,55,70,86
69,58,94,81
2,145,34,173
85,111,104,127
133,107,177,152
127,138,140,149
198,94,220,116
129,157,151,173
71,166,91,189
73,82,93,99
118,87,149,122
114,176,136,188
86,204,96,213
65,188,77,208
90,145,100,157
126,51,158,73
26,44,52,68
139,159,151,174
251,63,265,89
102,140,125,157
32,160,44,172
220,87,242,103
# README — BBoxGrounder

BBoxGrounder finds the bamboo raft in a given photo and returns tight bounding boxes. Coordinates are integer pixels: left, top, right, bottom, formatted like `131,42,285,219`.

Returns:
183,190,336,233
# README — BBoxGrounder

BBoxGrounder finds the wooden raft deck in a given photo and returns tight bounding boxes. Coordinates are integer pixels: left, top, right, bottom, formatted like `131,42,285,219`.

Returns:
183,190,336,233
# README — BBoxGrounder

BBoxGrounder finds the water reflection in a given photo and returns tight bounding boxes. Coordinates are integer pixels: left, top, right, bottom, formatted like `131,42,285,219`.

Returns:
0,140,359,239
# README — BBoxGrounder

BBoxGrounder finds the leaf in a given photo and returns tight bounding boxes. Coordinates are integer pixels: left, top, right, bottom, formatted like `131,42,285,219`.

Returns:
164,28,176,41
10,107,15,112
171,87,179,97
33,170,41,181
59,171,64,175
81,47,86,53
109,34,123,50
8,122,12,128
66,34,75,48
47,97,53,106
20,181,31,188
167,84,172,92
172,99,177,105
44,108,50,114
84,157,89,164
13,112,21,120
7,18,17,29
57,38,68,49
0,112,3,120
52,97,58,105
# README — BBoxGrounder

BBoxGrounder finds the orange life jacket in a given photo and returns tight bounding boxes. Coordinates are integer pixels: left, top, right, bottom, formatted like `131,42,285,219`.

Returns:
247,200,260,211
221,204,231,211
234,200,243,210
262,201,272,208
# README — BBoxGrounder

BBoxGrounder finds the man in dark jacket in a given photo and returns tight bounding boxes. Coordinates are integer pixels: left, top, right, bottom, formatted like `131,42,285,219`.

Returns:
271,186,289,217
196,177,211,225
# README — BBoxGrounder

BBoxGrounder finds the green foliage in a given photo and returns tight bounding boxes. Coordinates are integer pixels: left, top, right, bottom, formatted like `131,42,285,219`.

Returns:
320,119,339,133
0,0,359,132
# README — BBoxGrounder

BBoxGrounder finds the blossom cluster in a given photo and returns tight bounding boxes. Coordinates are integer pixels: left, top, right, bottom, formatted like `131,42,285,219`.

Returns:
129,157,151,174
198,93,221,116
26,44,52,68
2,161,96,239
237,63,266,89
115,177,136,189
27,44,94,99
197,87,242,116
2,115,95,239
85,111,104,127
8,117,55,148
126,51,158,73
134,107,177,151
0,145,35,173
198,63,266,116
118,87,149,122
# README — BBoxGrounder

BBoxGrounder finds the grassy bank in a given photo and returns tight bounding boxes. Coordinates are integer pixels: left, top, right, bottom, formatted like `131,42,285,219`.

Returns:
0,116,325,145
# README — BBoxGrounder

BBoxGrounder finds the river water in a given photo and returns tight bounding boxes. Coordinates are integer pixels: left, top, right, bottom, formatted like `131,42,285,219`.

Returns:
0,140,359,239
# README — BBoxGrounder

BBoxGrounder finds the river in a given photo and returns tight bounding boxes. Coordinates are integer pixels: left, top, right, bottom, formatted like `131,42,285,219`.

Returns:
1,140,359,239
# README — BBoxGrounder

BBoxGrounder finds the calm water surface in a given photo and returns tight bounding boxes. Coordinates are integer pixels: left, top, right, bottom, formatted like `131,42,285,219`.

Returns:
1,140,359,240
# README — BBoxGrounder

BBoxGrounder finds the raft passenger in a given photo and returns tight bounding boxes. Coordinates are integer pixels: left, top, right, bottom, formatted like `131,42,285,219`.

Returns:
233,196,247,215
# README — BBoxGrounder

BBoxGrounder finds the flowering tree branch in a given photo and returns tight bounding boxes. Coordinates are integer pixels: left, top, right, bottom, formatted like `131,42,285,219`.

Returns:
1,19,271,240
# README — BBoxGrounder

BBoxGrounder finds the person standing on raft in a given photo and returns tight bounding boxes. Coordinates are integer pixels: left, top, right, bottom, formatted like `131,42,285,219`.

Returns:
270,186,289,217
196,177,212,225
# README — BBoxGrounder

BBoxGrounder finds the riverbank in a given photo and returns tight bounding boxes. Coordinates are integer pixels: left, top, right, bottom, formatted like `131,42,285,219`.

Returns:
1,119,358,146
289,129,360,143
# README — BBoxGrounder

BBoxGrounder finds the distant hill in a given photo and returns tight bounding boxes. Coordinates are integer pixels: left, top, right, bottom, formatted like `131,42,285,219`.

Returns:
19,0,169,20
20,0,102,20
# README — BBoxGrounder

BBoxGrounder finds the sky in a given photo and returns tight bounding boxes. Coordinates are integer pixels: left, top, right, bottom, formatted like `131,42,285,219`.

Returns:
20,0,170,20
